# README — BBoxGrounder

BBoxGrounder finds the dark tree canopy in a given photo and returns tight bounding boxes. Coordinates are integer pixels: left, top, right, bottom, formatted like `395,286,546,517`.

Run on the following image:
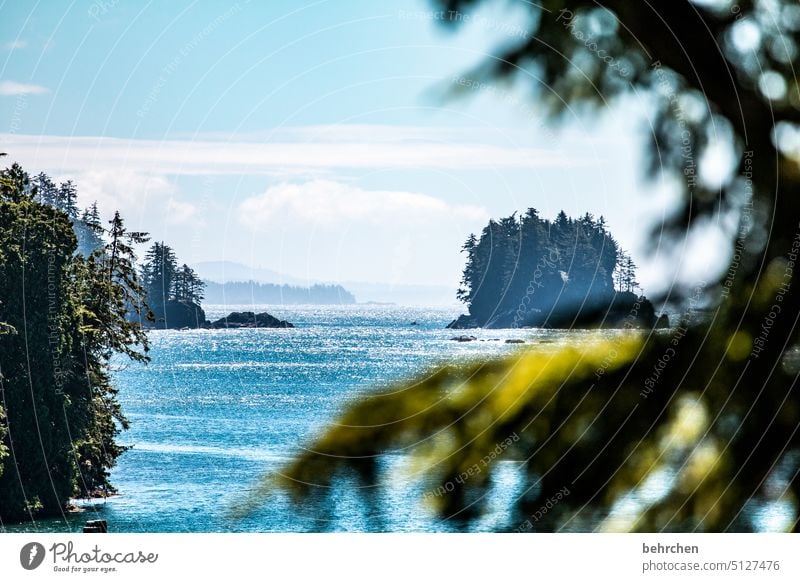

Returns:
451,209,653,328
0,164,149,521
34,172,105,256
140,242,206,329
173,263,205,305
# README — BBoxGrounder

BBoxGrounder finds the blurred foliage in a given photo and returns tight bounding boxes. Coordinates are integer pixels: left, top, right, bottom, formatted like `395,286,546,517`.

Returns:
244,0,800,531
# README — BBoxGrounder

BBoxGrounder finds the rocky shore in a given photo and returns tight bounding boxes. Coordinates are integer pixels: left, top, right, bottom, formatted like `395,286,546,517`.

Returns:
447,291,668,330
142,305,295,330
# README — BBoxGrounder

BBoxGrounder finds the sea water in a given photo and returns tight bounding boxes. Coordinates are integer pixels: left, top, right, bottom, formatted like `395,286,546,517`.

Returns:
2,305,789,532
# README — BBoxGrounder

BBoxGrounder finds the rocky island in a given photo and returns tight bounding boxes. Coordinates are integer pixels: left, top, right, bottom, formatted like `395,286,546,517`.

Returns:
133,243,295,330
448,209,668,330
209,311,294,329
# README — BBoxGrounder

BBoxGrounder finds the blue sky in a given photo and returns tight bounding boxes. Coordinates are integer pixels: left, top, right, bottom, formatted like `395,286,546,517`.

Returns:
0,0,720,297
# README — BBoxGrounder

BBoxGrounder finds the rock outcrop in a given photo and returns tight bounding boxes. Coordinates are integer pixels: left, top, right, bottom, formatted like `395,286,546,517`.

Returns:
447,292,662,330
210,311,294,329
147,300,207,330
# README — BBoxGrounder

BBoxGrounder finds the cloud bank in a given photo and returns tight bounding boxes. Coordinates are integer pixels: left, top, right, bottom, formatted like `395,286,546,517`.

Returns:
238,180,488,229
0,81,48,96
0,132,580,176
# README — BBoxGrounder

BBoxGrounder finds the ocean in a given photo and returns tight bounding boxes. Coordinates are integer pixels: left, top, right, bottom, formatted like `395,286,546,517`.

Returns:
2,305,789,533
3,305,551,532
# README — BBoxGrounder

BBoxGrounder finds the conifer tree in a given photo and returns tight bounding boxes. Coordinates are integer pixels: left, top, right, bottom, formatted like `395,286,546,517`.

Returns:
172,263,205,304
141,242,178,308
34,172,58,207
456,209,629,326
56,180,79,219
0,163,149,519
76,202,105,256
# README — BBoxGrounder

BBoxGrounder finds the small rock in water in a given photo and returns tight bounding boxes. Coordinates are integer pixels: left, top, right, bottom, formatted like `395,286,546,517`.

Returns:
211,311,294,329
450,335,477,342
505,339,525,344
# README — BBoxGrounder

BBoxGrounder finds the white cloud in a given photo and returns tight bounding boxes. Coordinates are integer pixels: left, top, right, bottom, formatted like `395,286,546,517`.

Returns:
0,81,48,96
193,124,512,144
4,40,27,50
70,169,175,212
66,168,199,230
238,180,489,229
0,132,581,176
234,181,490,286
165,198,199,225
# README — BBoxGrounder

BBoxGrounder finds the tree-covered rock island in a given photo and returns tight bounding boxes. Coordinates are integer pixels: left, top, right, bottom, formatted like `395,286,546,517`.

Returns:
136,241,208,329
448,209,665,329
133,247,300,329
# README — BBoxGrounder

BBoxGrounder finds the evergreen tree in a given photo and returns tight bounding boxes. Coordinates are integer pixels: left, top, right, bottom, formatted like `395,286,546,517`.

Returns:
613,251,627,292
172,263,205,304
141,242,178,310
75,202,105,256
31,173,104,256
467,220,510,324
34,172,58,207
86,201,102,230
0,163,149,520
0,162,34,203
456,209,627,327
139,244,206,328
456,233,479,305
56,180,79,219
622,254,638,293
105,212,152,344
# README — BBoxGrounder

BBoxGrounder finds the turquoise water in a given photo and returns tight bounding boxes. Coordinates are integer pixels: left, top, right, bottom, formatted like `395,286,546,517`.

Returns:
7,305,563,533
3,304,792,533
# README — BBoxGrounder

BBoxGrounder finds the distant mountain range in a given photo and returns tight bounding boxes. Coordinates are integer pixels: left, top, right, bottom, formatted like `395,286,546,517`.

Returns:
192,261,458,306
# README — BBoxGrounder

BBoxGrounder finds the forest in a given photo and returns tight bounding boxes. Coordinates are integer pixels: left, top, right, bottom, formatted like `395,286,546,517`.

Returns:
449,209,660,329
0,161,210,521
36,169,205,329
202,281,355,305
0,161,149,521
